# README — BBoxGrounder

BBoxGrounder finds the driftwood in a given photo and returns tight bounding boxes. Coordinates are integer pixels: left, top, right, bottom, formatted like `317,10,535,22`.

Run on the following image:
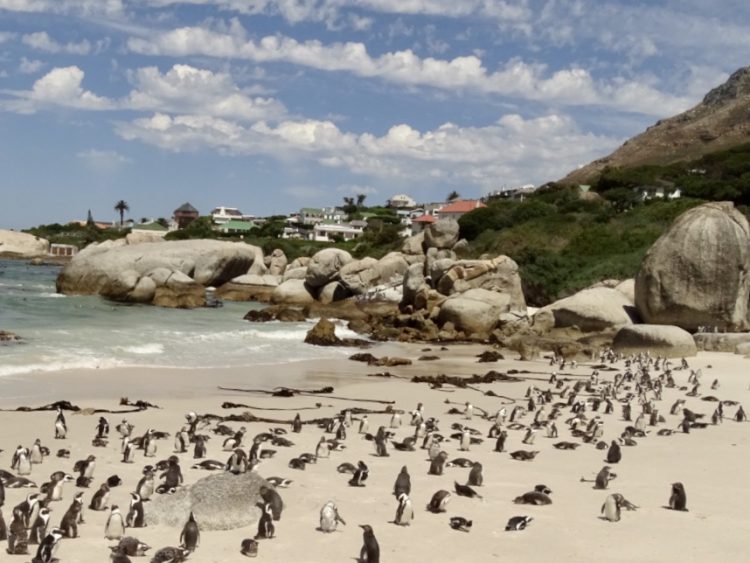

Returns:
219,405,405,426
218,386,395,405
221,401,331,411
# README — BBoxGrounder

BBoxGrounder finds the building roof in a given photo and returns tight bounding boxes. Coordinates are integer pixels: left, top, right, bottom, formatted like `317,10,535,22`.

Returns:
211,207,243,216
439,199,486,214
412,214,437,223
175,202,199,214
222,220,256,231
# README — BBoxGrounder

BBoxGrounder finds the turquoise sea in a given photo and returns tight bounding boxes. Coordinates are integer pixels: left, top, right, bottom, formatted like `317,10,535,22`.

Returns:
0,259,356,377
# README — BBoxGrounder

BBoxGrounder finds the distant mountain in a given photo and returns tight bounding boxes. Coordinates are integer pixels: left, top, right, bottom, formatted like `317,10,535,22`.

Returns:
562,67,750,185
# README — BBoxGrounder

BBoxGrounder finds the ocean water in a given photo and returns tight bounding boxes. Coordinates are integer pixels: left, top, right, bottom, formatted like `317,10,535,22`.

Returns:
0,259,357,377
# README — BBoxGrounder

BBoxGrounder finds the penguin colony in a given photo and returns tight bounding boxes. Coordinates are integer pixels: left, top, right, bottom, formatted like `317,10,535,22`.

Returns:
0,349,746,561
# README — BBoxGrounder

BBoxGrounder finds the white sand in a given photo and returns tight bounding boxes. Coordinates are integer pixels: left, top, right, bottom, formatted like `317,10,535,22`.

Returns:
0,344,748,562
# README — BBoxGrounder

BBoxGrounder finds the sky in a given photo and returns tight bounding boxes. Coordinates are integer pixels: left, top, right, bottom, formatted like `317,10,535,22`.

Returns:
0,1,748,229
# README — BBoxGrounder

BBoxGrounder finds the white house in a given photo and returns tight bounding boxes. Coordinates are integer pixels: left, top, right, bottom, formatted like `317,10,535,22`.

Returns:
211,206,255,224
313,222,364,242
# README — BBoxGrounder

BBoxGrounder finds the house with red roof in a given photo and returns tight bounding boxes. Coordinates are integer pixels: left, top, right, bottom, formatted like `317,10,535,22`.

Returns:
436,199,486,221
410,213,437,235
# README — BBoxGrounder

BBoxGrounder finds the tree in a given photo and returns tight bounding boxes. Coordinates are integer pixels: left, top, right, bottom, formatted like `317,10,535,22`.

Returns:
114,200,129,227
86,209,94,227
356,193,367,207
447,190,461,201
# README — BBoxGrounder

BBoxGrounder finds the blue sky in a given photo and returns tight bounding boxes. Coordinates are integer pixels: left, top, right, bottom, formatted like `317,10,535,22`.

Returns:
0,1,748,229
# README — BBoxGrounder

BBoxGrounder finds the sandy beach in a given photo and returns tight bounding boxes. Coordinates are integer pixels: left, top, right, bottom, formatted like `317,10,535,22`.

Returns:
1,342,748,563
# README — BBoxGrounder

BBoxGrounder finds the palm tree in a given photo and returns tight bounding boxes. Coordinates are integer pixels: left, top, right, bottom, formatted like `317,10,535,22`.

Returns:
114,200,129,228
446,190,461,201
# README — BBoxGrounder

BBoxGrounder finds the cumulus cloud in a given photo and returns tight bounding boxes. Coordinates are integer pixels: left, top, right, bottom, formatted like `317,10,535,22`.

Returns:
0,0,123,15
127,21,691,116
22,32,91,55
0,31,17,43
115,111,620,188
2,66,112,113
125,64,286,122
18,57,45,74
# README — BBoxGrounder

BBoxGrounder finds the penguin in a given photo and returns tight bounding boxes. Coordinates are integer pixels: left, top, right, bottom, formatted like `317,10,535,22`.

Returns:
143,430,158,458
348,461,369,487
374,427,389,457
7,507,29,555
44,472,74,502
668,482,688,511
121,439,135,464
180,511,200,552
240,538,259,557
192,460,225,471
429,451,448,476
606,441,622,464
594,466,617,489
601,494,622,522
427,490,451,513
292,414,302,433
389,412,401,428
193,435,207,459
467,462,483,487
521,427,536,445
54,407,67,439
105,505,126,540
736,405,747,422
459,430,471,451
136,470,155,501
30,439,45,465
28,506,52,545
454,482,482,499
15,492,40,528
111,536,151,557
116,419,133,438
0,507,6,541
319,501,346,533
149,547,190,562
393,466,411,497
175,427,190,454
449,516,472,532
126,493,146,528
74,454,96,480
464,402,473,420
12,446,32,476
265,477,292,488
89,483,110,511
394,493,414,526
59,496,82,538
494,430,508,453
427,438,441,460
315,436,330,460
359,525,380,563
259,485,283,521
226,449,248,474
505,515,533,531
255,502,275,539
358,415,369,435
33,526,63,562
160,456,183,488
223,427,246,450
96,417,110,439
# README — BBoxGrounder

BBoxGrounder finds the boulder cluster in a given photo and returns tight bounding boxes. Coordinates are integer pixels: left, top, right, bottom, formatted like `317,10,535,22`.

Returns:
54,202,750,357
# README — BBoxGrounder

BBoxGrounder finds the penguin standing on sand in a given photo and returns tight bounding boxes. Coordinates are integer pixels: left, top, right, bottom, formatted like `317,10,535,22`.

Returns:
12,446,32,476
292,414,302,433
259,486,283,521
193,435,207,459
89,483,110,511
96,417,109,439
358,416,369,435
75,454,96,480
394,493,414,526
601,494,622,522
467,462,483,487
494,431,508,453
54,407,67,440
126,493,146,528
33,526,63,563
30,439,45,465
28,506,51,545
180,511,200,552
668,482,688,511
175,427,190,454
606,441,622,464
393,466,411,497
7,507,29,554
374,427,389,457
104,505,125,539
319,501,346,533
359,525,380,563
349,461,369,487
137,468,155,501
121,438,135,464
255,503,275,539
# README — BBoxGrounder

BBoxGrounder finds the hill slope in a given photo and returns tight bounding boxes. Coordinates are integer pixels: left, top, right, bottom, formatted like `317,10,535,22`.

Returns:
562,67,750,185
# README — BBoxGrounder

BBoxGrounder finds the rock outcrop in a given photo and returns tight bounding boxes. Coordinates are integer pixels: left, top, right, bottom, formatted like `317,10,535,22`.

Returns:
0,330,22,342
693,332,750,353
424,218,459,250
612,325,697,358
305,248,353,288
533,287,635,333
270,279,316,305
438,288,524,335
215,274,281,302
0,229,49,258
56,240,263,308
147,471,268,530
635,202,750,331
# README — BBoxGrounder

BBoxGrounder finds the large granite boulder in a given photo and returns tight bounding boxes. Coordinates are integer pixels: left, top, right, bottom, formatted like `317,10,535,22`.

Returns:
0,229,49,258
401,262,429,310
57,240,262,308
147,471,268,530
533,287,635,333
246,246,268,276
434,256,526,307
424,218,459,250
612,325,697,358
635,202,750,331
402,232,425,255
693,332,750,353
268,249,288,276
216,274,281,302
305,248,353,288
270,279,316,305
438,288,524,336
339,253,409,295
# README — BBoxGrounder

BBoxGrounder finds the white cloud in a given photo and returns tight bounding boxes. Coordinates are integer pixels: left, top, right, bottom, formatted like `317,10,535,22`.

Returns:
115,111,620,188
18,57,45,74
0,0,123,15
125,64,286,122
127,21,690,116
76,148,132,172
22,32,92,55
0,31,17,44
2,66,112,113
